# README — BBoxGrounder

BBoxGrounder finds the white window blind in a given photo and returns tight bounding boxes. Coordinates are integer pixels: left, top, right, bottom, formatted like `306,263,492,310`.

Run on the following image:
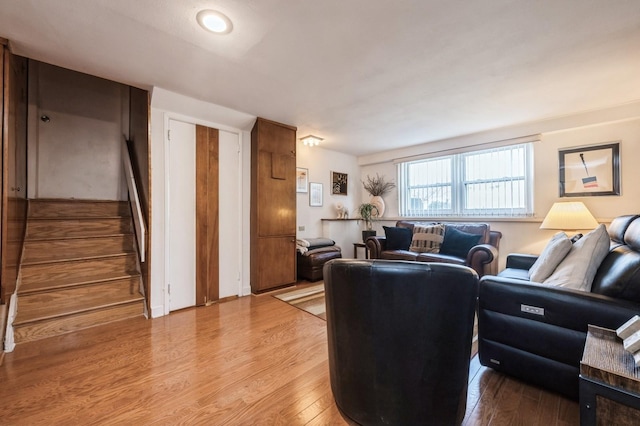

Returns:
398,143,534,217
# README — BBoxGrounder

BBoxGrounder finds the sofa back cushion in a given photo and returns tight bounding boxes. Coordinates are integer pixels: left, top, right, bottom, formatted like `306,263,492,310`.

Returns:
609,215,640,248
592,217,640,302
396,221,490,244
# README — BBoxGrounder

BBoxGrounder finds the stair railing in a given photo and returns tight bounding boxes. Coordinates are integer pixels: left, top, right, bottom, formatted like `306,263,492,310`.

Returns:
122,138,146,262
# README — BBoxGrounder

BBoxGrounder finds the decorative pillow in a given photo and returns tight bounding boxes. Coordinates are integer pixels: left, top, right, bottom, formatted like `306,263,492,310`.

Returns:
409,224,445,253
383,226,413,251
439,227,482,258
543,224,610,291
528,232,572,282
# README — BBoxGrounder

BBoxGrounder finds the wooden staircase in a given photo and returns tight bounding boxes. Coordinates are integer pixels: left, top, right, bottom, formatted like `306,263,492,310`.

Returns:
12,199,145,344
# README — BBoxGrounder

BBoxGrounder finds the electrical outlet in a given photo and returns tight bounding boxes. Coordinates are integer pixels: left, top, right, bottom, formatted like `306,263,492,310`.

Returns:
298,225,305,231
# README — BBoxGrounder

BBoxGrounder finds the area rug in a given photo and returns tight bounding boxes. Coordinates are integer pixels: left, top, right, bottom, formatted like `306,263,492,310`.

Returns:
274,283,327,320
274,283,479,357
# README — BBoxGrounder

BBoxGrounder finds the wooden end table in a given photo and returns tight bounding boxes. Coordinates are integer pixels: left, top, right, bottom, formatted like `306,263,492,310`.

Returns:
579,324,640,425
353,242,369,259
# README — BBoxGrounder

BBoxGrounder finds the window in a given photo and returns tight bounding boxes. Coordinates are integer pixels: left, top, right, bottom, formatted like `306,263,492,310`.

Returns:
398,143,533,217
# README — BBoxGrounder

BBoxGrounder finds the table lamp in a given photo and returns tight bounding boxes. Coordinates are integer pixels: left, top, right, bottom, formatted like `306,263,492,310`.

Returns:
540,201,598,240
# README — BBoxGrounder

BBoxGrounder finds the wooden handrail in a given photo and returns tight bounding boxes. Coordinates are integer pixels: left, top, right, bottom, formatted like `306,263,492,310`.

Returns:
122,138,146,262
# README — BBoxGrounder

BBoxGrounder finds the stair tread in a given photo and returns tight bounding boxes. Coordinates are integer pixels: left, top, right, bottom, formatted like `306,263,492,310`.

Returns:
22,251,136,266
15,288,143,325
13,303,144,344
19,272,141,294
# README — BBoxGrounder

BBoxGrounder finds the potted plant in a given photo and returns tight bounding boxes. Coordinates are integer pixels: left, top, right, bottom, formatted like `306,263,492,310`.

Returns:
362,173,395,217
358,203,379,242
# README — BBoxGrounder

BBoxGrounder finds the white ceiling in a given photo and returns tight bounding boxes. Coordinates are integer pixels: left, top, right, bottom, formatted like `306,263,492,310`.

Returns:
1,0,639,156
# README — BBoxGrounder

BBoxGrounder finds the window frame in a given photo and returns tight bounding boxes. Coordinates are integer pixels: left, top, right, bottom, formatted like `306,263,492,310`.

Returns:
398,143,534,218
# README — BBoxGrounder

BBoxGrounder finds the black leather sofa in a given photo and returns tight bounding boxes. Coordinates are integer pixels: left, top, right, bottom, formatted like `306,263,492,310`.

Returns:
324,259,478,425
478,214,640,399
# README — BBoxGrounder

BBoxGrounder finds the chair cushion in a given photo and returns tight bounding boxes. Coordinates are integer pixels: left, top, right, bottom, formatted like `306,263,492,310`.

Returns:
383,226,412,250
409,224,445,253
528,232,572,282
543,224,610,291
439,227,482,258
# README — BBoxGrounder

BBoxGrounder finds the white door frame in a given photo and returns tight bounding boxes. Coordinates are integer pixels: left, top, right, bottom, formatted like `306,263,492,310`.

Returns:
163,112,244,315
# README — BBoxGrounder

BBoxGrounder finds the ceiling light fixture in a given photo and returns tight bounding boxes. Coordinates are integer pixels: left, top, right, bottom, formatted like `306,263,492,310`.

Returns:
300,135,323,146
197,10,233,34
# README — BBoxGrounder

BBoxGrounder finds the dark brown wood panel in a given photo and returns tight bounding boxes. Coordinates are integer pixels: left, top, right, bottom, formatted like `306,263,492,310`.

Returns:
128,86,151,314
1,49,28,303
250,117,297,293
195,125,219,305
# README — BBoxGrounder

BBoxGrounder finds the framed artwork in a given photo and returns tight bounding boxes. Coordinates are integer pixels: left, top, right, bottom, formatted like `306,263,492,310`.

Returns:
309,182,323,206
559,142,620,197
331,171,348,195
296,167,308,193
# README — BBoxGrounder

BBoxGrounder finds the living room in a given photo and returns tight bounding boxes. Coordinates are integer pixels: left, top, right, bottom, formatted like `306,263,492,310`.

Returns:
1,1,640,424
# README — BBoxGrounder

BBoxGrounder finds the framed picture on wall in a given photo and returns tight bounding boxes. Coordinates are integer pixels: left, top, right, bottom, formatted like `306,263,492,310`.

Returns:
559,142,620,197
296,167,308,193
309,182,323,206
331,171,348,195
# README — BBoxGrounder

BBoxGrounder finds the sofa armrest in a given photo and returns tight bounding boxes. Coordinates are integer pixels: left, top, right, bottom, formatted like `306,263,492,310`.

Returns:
505,253,538,270
466,243,498,277
365,236,386,259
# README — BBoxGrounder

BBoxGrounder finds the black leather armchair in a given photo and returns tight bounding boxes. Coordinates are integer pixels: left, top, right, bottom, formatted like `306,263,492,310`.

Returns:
478,214,640,399
324,259,478,425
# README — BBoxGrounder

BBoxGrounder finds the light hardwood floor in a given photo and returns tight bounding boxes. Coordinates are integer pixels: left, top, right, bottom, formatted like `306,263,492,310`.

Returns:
0,289,579,425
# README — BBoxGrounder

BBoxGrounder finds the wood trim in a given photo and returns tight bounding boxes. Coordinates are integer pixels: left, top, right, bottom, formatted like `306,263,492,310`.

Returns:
195,125,219,305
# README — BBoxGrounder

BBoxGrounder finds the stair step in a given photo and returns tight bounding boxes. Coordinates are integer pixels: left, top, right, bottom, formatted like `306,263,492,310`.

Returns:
26,217,132,239
15,278,142,325
29,199,131,218
19,255,139,293
13,302,144,344
22,235,135,264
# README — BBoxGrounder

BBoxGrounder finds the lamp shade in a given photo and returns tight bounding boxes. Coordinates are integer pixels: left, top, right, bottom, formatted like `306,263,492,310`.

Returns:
540,202,599,230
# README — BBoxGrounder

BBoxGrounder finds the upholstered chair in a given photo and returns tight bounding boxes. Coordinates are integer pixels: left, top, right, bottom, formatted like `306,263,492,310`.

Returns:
324,259,479,425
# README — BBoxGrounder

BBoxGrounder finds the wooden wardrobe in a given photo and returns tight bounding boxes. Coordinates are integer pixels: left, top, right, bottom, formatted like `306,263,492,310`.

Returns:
250,117,297,293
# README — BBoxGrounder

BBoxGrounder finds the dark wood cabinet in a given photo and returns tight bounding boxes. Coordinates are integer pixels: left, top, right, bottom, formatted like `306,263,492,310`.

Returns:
250,117,297,293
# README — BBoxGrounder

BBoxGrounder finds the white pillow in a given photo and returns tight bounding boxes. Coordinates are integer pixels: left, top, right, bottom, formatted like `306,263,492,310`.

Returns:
528,232,572,282
543,224,610,291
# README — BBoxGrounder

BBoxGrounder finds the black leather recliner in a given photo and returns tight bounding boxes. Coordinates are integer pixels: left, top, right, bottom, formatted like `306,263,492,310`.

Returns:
324,259,478,425
478,214,640,399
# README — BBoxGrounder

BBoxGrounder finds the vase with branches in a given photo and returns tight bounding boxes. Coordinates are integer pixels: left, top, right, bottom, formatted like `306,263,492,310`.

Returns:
362,174,395,217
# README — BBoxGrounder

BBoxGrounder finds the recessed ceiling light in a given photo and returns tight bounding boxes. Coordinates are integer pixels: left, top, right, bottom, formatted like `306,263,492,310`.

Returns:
197,10,233,35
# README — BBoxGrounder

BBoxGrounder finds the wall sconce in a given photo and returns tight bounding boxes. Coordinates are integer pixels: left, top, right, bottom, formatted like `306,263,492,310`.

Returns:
300,135,323,146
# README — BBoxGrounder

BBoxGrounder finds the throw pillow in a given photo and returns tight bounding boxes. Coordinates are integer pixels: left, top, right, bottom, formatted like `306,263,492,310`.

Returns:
543,224,610,291
383,226,413,251
439,227,482,258
528,232,572,282
409,224,445,253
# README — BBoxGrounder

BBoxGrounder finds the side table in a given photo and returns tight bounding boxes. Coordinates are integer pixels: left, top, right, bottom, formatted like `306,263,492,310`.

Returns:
353,242,369,259
579,325,640,425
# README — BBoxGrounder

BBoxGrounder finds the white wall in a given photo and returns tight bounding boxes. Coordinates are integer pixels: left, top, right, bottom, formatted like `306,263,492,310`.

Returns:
296,143,362,256
357,104,640,269
28,62,127,200
149,88,255,318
